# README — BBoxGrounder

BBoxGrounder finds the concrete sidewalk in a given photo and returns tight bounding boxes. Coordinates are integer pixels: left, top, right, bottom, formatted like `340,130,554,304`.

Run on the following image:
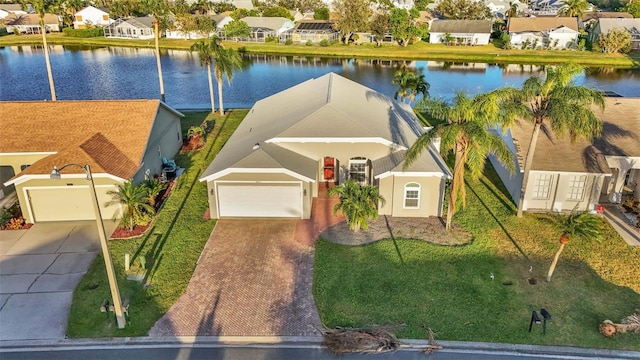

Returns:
603,204,640,247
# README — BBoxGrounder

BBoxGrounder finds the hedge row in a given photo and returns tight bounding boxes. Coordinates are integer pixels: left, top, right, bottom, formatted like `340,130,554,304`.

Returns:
62,27,104,38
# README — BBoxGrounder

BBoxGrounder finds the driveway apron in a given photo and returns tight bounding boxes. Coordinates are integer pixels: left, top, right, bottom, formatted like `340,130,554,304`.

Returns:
150,219,322,336
0,221,116,341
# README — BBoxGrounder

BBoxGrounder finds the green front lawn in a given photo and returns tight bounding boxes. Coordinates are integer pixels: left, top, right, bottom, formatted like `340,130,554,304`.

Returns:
66,110,246,337
314,164,640,350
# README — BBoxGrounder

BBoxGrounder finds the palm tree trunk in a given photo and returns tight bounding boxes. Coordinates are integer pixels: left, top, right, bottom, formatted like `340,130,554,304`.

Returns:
206,63,215,113
546,242,566,282
41,22,56,101
517,123,542,217
446,144,464,230
154,19,166,102
216,73,224,116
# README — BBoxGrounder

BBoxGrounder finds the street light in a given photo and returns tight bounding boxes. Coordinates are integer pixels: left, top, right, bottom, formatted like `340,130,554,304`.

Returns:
50,164,126,329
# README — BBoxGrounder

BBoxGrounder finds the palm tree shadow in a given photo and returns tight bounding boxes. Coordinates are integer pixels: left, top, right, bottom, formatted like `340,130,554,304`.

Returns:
383,215,405,265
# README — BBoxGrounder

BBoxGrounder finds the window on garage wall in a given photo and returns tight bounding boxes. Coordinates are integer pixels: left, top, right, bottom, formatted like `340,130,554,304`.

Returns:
404,182,420,208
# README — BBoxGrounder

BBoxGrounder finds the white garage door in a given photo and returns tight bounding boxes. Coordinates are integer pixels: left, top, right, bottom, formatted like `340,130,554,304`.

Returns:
26,186,120,222
217,183,302,218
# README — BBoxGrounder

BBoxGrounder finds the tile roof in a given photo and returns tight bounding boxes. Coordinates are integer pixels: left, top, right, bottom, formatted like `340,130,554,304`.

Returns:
508,97,640,174
0,100,174,180
508,17,578,33
581,11,633,21
3,13,58,26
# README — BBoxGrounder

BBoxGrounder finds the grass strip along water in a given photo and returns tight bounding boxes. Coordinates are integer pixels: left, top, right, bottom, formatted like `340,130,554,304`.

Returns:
1,34,638,68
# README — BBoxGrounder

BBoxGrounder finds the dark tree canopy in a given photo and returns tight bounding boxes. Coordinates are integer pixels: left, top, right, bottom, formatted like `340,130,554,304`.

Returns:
436,0,491,19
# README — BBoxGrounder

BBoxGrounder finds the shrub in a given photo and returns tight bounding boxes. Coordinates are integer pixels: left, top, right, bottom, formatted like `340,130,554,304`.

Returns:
285,38,293,45
6,217,25,230
265,36,279,43
319,39,330,47
62,26,104,38
306,40,313,46
1,203,22,228
0,26,7,37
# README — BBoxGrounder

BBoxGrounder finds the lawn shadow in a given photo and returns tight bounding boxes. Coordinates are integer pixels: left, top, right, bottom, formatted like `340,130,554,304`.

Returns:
383,215,405,265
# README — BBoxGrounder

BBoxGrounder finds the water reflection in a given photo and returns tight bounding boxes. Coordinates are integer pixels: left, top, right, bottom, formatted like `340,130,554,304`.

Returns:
1,46,638,109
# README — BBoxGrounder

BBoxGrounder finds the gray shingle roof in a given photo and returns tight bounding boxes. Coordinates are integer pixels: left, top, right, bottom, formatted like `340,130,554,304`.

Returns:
242,16,292,30
595,18,640,35
429,20,493,34
200,73,451,181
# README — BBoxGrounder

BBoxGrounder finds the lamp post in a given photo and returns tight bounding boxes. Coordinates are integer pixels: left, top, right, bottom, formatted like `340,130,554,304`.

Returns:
51,164,126,329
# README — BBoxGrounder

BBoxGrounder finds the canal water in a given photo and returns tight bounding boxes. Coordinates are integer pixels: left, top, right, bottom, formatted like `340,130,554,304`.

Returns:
1,45,639,109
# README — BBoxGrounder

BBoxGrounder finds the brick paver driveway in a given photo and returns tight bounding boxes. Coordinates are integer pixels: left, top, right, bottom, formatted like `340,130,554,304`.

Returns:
150,219,322,336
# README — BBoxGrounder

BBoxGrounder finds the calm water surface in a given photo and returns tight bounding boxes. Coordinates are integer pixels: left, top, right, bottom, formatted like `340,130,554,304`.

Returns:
1,45,639,109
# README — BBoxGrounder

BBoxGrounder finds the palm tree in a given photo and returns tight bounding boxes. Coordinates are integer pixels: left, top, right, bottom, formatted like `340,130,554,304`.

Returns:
546,211,601,282
141,179,166,208
328,180,386,232
407,91,518,230
190,36,224,113
213,47,243,115
506,1,518,18
392,66,430,104
559,0,590,18
141,0,169,102
33,0,57,101
511,64,605,217
106,181,155,231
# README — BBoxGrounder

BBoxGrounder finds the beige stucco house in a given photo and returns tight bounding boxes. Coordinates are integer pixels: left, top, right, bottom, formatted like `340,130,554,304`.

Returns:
1,100,183,223
491,97,640,213
200,73,452,219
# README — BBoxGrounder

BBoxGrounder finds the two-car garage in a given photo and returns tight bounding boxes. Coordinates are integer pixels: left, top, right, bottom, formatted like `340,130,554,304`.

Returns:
215,182,303,218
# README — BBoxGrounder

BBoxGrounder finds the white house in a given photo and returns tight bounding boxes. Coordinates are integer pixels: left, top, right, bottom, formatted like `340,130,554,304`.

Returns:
589,18,640,52
241,16,295,39
429,20,493,46
73,6,112,29
508,17,579,49
104,17,155,39
4,13,60,34
491,97,640,213
0,4,30,19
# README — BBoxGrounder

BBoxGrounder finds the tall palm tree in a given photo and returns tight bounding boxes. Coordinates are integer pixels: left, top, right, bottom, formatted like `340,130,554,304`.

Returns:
506,1,518,18
328,180,386,232
190,36,223,113
559,0,590,18
141,0,169,102
512,64,605,217
213,47,243,115
546,211,601,282
392,66,430,104
106,181,155,231
33,0,57,101
407,91,517,230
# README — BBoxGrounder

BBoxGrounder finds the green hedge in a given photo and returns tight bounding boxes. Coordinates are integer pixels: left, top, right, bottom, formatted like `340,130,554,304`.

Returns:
63,27,104,38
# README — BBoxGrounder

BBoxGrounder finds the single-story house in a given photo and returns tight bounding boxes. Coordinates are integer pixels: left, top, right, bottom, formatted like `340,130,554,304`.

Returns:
0,4,29,19
73,6,112,29
211,13,233,30
283,20,339,44
580,11,633,30
508,17,579,49
104,17,155,39
490,97,640,213
210,0,254,9
165,15,216,39
199,72,452,219
429,20,493,45
589,18,640,52
1,100,183,223
241,16,295,39
3,13,60,34
484,0,527,19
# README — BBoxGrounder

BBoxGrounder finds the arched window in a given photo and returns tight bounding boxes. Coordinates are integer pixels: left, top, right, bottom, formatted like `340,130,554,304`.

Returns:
404,182,420,209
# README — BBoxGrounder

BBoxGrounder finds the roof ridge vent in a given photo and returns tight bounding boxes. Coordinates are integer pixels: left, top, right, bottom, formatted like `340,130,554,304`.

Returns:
326,73,332,103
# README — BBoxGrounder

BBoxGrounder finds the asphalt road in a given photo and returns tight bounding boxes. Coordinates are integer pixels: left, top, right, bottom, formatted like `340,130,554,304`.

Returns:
0,345,625,360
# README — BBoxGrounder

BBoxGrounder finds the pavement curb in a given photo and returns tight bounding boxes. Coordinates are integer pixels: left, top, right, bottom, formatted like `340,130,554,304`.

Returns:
2,336,640,358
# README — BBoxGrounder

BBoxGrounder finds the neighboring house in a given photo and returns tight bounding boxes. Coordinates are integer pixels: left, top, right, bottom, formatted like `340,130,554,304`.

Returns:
1,100,184,224
429,20,493,45
211,13,233,30
199,73,452,219
393,0,415,10
3,13,60,34
484,0,527,19
530,0,563,16
104,17,155,39
581,11,633,30
589,18,640,52
491,97,640,213
508,17,579,49
209,0,254,9
0,4,31,19
283,20,339,43
239,16,295,39
73,6,112,29
165,15,216,39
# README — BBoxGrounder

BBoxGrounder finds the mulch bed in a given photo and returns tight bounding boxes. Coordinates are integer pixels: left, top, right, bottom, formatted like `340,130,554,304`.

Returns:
320,216,472,246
